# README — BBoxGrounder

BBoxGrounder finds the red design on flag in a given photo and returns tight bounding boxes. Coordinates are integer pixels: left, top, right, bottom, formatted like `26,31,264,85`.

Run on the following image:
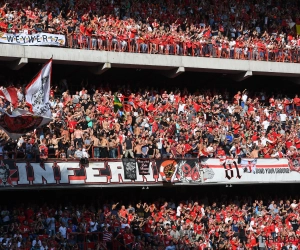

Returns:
0,110,52,139
0,87,18,107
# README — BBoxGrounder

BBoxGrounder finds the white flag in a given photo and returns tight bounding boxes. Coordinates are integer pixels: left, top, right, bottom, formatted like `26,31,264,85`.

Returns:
25,59,52,117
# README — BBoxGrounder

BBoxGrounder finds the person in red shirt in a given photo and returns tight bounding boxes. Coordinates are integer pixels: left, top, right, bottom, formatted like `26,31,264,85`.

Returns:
184,141,193,158
123,227,134,249
234,91,241,105
283,97,292,113
18,211,26,224
118,205,128,220
293,94,300,113
19,220,30,239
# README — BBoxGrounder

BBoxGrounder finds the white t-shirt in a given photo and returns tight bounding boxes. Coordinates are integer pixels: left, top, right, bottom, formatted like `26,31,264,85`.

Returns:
178,104,186,114
59,226,67,238
227,105,234,114
82,148,89,158
242,94,248,103
262,120,270,130
169,94,175,102
121,223,130,229
280,113,287,122
260,137,273,146
225,216,232,223
290,202,298,209
176,206,182,217
32,240,42,247
264,108,270,117
90,221,98,232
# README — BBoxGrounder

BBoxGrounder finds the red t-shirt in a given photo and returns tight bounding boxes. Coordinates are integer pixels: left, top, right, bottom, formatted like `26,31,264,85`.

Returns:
119,209,128,218
68,121,77,133
123,233,134,244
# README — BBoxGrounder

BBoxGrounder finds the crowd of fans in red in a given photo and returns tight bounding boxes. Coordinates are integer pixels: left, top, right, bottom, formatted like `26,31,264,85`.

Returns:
0,83,300,162
1,0,300,61
0,196,299,250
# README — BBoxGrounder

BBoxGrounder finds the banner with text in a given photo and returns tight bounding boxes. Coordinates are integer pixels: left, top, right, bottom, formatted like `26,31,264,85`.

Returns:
0,158,298,188
0,32,65,46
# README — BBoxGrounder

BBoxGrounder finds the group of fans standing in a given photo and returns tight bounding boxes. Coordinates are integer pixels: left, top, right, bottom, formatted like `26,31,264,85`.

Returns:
0,197,299,249
0,84,300,163
0,0,300,61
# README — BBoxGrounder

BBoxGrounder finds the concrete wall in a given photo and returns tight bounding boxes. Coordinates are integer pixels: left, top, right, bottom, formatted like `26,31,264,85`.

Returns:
1,44,300,78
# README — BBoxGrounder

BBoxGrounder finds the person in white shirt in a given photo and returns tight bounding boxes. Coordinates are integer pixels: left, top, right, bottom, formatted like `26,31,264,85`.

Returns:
264,108,270,118
229,38,236,58
32,236,42,247
176,203,183,217
49,98,57,108
120,220,130,229
13,233,22,240
89,219,98,232
156,138,163,155
241,92,248,109
262,119,270,130
286,244,297,250
280,112,287,122
169,92,175,103
260,136,273,147
82,147,89,158
58,223,67,238
290,200,298,210
225,214,232,224
227,105,234,114
207,144,215,157
279,111,287,129
255,114,260,122
178,102,186,114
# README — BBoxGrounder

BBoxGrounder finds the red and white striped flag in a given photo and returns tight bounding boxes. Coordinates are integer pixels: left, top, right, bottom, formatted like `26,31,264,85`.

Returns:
0,87,18,107
25,58,52,117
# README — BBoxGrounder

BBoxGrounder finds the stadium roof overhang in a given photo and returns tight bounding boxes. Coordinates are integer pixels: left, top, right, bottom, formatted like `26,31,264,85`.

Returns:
1,44,300,81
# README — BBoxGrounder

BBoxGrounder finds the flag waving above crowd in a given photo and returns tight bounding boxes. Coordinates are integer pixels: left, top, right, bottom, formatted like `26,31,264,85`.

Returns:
25,58,52,118
0,59,53,140
0,109,52,140
113,94,123,113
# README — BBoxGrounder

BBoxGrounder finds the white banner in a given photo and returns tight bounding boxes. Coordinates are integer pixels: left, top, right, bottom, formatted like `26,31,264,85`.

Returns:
0,158,299,188
25,59,52,117
0,32,65,46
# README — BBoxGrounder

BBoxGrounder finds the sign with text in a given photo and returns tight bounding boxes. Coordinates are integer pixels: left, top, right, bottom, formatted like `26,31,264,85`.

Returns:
0,158,297,188
0,32,65,46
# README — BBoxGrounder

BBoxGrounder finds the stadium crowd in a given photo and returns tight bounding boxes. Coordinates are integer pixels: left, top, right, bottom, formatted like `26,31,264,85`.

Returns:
0,84,300,162
0,0,300,61
0,196,299,250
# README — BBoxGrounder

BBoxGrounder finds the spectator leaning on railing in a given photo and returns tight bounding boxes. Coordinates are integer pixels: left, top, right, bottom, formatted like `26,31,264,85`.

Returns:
0,1,300,61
